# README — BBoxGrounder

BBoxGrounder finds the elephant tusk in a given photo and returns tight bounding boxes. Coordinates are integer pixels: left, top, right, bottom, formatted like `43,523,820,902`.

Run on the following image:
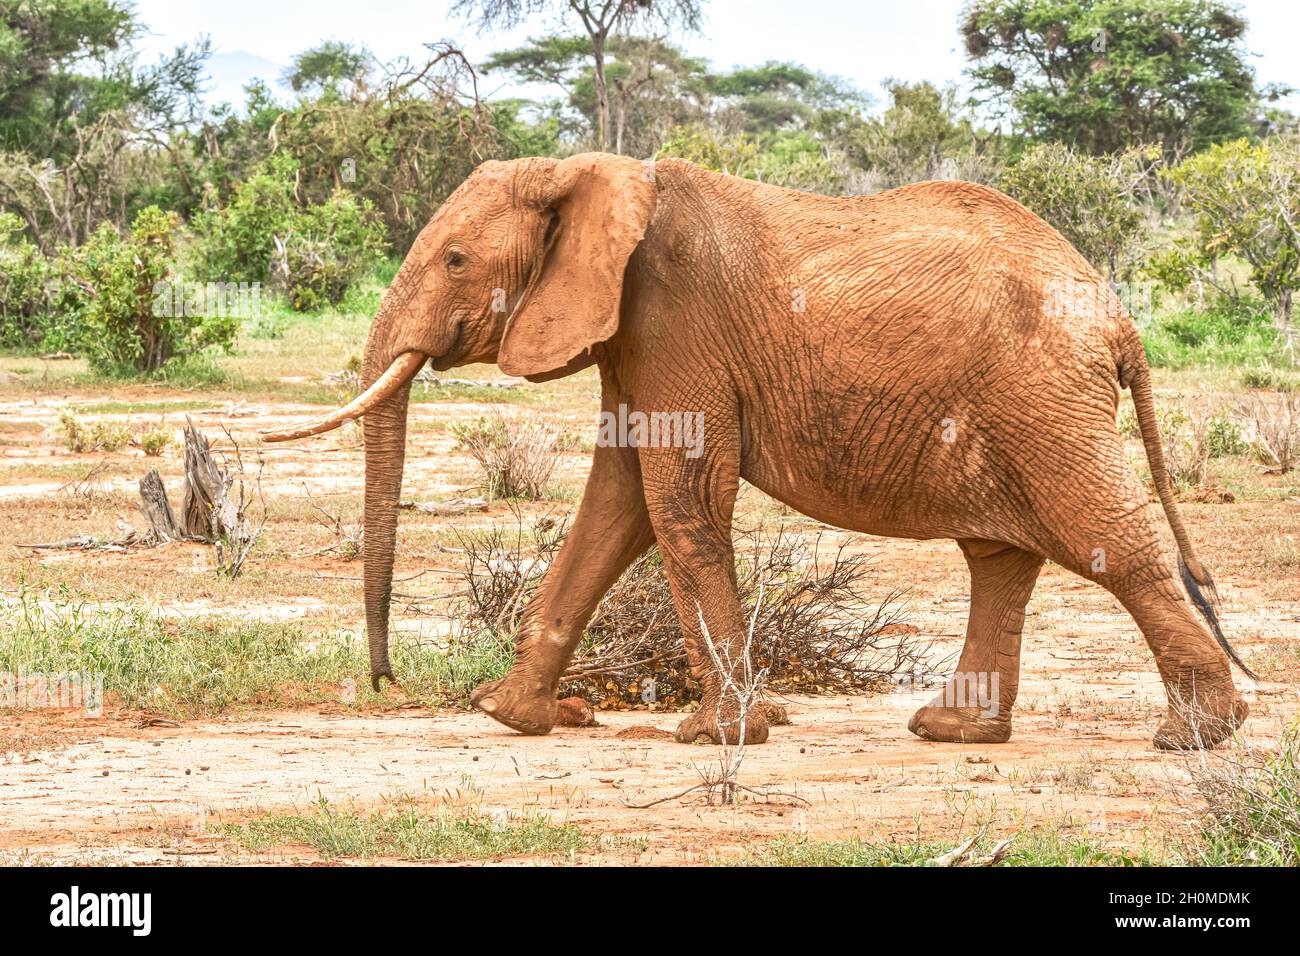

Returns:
260,351,428,442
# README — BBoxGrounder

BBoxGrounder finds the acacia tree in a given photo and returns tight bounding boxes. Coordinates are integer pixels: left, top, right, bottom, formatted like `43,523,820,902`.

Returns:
453,0,702,151
961,0,1260,157
485,34,709,154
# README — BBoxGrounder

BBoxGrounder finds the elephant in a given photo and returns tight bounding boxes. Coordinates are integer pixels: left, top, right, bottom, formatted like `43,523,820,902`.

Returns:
264,152,1253,750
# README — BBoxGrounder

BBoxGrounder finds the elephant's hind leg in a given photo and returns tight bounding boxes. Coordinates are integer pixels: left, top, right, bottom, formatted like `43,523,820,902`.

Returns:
1034,487,1246,750
1106,568,1246,750
909,540,1043,744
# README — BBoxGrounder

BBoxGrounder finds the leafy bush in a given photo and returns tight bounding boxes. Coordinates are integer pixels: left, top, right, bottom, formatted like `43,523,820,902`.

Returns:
58,410,131,453
1242,366,1297,391
189,155,298,285
816,80,1002,190
190,154,387,312
657,123,847,193
139,423,176,457
75,206,236,375
1001,142,1158,278
1206,411,1247,458
278,191,387,311
1160,136,1300,336
0,213,80,351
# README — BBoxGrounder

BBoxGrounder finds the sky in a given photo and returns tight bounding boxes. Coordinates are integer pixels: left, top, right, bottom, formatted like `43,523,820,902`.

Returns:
131,0,1300,113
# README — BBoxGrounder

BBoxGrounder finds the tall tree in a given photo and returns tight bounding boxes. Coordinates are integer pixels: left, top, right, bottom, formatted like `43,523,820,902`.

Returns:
0,0,206,158
283,41,373,99
485,34,709,154
453,0,702,150
961,0,1261,157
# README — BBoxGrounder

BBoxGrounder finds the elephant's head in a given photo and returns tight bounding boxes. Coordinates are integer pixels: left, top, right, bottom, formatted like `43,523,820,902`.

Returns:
263,153,656,689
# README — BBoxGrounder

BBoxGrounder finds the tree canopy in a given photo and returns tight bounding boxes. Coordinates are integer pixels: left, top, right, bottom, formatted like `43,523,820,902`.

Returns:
962,0,1261,156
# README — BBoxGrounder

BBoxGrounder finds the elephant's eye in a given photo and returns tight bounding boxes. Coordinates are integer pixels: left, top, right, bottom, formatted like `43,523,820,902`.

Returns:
445,250,467,272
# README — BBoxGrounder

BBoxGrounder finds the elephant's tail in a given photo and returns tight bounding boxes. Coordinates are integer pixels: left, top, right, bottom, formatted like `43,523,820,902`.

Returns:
1122,338,1257,680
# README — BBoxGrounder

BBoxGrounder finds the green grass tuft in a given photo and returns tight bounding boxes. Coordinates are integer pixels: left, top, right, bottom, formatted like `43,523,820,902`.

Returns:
222,797,587,862
0,589,511,717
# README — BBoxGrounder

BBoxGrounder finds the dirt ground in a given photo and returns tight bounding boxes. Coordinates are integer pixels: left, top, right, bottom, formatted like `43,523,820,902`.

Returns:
1,359,1298,864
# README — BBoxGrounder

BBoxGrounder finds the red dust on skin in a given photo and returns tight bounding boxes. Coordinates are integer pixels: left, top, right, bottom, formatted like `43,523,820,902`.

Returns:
282,154,1252,751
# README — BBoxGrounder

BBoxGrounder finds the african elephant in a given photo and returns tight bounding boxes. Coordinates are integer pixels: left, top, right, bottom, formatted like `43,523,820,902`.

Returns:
265,152,1252,750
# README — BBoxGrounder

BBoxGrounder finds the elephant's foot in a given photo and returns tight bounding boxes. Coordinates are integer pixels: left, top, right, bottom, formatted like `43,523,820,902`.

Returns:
674,698,770,745
471,673,558,735
1153,684,1248,751
908,702,1011,744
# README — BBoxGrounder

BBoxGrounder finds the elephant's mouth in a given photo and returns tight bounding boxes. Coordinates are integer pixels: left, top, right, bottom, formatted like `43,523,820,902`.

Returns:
260,351,429,442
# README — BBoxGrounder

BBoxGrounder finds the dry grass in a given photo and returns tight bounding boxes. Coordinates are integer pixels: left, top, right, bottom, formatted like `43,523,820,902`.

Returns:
452,411,576,500
1244,389,1300,473
1177,728,1300,865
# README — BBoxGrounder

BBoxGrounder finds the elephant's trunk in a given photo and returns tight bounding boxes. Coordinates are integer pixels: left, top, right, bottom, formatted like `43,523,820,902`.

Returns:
362,378,412,690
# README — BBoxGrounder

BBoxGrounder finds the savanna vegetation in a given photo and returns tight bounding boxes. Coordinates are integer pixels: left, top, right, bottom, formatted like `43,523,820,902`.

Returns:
1,0,1298,866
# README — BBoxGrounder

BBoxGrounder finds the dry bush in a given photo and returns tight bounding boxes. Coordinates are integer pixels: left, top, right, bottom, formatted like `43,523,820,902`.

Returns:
446,511,921,710
1158,406,1211,491
453,412,572,500
57,462,109,500
301,484,363,560
1242,390,1300,472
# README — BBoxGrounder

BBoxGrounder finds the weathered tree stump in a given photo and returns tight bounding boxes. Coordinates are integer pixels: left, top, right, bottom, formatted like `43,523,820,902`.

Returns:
137,469,181,543
181,421,227,540
179,417,263,576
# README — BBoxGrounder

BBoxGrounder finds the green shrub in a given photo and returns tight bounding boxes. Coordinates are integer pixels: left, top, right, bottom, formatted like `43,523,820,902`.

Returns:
189,154,299,285
0,213,80,351
75,206,237,375
139,423,176,457
1242,366,1297,391
281,191,387,311
657,124,847,193
191,154,386,312
58,410,132,453
1001,143,1158,278
1206,412,1247,458
1162,136,1300,336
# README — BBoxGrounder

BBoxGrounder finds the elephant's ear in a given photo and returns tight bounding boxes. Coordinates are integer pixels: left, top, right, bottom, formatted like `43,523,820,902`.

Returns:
499,153,656,378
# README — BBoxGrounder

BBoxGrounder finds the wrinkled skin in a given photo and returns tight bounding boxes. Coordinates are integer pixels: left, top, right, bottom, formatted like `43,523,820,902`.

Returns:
302,153,1249,750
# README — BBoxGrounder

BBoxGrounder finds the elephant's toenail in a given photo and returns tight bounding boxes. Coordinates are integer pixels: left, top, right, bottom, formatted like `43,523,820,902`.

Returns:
477,696,497,713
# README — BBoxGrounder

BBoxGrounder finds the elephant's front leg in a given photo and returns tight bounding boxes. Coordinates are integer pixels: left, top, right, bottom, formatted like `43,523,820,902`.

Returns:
638,419,769,746
471,437,654,735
